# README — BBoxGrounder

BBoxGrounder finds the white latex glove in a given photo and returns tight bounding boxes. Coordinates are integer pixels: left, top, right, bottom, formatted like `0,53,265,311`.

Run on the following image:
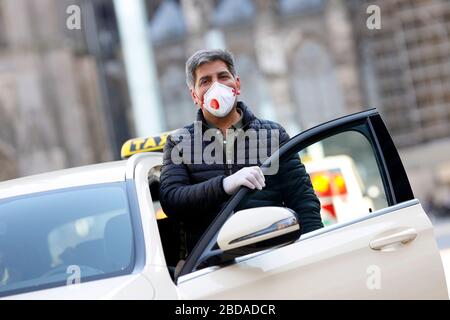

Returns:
223,166,266,195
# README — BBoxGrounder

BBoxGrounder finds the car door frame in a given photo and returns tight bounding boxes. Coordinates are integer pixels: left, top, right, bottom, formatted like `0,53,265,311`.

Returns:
175,108,415,283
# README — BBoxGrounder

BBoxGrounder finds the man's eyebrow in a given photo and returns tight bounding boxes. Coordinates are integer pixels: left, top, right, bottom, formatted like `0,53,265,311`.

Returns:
217,70,231,76
198,75,211,83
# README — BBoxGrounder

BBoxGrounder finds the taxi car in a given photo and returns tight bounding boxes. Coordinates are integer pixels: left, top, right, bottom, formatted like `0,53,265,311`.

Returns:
0,109,448,299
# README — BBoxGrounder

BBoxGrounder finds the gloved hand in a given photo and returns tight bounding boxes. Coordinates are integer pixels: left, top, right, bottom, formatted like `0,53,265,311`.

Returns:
222,166,266,195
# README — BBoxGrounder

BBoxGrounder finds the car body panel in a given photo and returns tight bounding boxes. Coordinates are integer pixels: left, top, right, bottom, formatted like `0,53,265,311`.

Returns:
0,110,448,299
177,201,448,299
1,154,447,300
0,161,127,200
127,154,181,299
2,273,155,300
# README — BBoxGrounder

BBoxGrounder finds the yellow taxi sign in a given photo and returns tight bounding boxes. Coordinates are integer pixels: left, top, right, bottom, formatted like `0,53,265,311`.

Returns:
121,132,172,159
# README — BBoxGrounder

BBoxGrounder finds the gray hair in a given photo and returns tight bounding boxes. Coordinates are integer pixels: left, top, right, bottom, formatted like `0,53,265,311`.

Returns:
185,49,237,89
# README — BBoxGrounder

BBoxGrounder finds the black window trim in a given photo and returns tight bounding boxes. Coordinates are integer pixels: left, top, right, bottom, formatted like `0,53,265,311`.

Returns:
175,108,414,282
368,115,414,203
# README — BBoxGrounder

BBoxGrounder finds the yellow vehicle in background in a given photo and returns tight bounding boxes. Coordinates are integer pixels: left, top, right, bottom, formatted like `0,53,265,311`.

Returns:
304,155,375,226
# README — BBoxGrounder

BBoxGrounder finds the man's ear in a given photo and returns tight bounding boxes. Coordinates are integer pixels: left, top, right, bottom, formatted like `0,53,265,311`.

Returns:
235,76,241,95
190,88,200,105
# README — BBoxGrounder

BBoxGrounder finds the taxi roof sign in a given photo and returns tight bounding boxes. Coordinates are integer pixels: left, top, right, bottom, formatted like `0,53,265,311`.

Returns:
121,131,173,159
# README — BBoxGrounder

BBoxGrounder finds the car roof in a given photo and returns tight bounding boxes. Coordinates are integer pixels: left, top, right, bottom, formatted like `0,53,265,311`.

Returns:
0,160,128,200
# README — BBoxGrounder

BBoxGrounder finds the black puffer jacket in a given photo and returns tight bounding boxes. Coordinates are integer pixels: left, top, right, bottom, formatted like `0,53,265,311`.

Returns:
160,102,323,252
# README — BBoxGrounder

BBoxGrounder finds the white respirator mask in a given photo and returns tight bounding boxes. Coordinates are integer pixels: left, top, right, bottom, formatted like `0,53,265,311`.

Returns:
202,82,237,118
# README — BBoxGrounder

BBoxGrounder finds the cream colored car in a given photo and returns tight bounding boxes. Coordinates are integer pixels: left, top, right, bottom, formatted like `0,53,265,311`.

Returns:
0,109,447,299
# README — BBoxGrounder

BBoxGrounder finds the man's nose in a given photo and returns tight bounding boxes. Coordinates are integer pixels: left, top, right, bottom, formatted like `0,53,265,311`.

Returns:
204,77,220,91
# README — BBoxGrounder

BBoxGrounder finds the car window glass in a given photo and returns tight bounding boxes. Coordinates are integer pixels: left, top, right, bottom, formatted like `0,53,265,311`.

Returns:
234,130,388,230
0,183,134,297
300,130,388,226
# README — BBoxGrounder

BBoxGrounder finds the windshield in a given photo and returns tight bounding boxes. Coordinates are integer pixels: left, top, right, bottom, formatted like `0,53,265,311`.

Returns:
0,182,135,297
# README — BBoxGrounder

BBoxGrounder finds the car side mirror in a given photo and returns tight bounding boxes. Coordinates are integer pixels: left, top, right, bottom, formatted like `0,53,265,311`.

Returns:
216,206,301,259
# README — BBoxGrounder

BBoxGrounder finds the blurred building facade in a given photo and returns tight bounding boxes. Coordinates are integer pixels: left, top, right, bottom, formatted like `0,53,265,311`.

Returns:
0,0,449,205
0,0,131,180
148,0,450,203
148,0,363,135
349,0,450,147
348,0,450,203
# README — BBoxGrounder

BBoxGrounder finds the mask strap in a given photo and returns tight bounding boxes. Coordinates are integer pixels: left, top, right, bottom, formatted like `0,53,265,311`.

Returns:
193,91,204,109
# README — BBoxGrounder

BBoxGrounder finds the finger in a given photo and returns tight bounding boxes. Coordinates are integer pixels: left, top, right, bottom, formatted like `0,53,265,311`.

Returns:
241,178,256,190
258,167,266,182
253,167,266,185
252,167,265,183
254,171,265,188
246,174,262,190
251,167,265,187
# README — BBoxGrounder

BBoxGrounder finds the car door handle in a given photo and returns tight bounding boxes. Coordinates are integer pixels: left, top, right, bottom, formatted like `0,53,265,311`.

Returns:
370,228,417,250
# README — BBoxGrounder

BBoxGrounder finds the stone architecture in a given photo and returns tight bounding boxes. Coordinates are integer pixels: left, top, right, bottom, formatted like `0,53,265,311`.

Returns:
146,0,450,204
0,0,123,180
348,0,450,148
148,0,363,134
1,0,450,206
348,0,450,202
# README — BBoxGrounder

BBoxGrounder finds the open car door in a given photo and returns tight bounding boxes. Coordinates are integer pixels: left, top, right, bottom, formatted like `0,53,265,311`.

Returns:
175,109,448,299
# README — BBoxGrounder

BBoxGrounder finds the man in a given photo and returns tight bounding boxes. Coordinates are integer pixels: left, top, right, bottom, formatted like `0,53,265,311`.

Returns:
160,49,322,255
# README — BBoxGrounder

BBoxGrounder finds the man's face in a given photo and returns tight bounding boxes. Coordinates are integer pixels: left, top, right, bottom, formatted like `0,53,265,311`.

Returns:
190,60,240,107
